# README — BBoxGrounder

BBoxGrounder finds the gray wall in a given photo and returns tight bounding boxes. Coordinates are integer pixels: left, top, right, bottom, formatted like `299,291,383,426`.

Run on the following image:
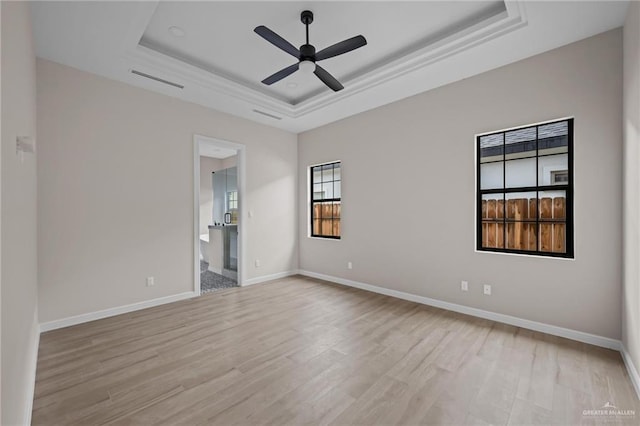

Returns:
37,59,298,323
623,0,640,385
1,2,39,424
298,29,623,339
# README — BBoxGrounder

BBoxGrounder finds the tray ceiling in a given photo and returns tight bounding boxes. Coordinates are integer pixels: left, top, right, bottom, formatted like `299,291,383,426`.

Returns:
31,1,629,133
139,1,506,104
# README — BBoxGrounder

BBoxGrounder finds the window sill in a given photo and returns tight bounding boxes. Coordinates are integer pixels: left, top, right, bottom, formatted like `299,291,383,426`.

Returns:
308,236,341,241
475,248,574,261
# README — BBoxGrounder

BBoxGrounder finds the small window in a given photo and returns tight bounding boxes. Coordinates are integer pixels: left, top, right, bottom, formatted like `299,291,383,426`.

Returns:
310,161,341,239
551,170,569,185
226,191,238,224
227,191,238,210
477,118,574,258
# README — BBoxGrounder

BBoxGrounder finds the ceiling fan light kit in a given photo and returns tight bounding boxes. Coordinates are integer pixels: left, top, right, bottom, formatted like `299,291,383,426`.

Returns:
254,10,367,92
299,60,315,74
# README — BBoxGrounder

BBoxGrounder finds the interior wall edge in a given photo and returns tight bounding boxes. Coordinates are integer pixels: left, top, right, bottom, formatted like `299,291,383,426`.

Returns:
2,1,39,424
622,0,640,406
24,309,40,426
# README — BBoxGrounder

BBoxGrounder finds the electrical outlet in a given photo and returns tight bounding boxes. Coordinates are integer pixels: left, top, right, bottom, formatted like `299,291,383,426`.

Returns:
461,281,468,292
146,277,155,287
483,284,492,296
255,259,261,268
347,261,353,269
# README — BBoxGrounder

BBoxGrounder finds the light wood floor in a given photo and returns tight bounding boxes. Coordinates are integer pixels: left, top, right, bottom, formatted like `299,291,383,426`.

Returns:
33,276,639,425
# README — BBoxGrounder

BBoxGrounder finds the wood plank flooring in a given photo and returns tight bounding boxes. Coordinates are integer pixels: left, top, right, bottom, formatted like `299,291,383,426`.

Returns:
33,276,639,425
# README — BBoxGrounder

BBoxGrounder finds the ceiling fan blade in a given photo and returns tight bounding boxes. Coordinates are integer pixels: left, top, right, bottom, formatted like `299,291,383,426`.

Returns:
314,65,344,92
262,63,299,85
254,25,300,58
315,35,367,61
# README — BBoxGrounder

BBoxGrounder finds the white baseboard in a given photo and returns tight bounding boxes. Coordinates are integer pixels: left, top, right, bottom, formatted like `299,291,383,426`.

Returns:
25,309,40,426
298,270,621,351
242,270,297,287
39,291,197,332
621,344,640,400
38,270,298,333
208,265,222,274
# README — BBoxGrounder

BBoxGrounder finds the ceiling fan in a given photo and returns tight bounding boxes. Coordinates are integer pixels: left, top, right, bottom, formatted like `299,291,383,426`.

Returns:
254,10,367,92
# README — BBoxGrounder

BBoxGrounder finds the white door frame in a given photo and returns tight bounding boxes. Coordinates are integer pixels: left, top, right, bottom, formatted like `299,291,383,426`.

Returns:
193,134,246,295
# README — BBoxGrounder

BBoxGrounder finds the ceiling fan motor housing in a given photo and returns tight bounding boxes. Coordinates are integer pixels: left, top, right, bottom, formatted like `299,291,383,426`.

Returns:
300,44,316,61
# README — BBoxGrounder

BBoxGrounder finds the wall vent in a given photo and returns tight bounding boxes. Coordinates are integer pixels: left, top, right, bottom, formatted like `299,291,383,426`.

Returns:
252,109,282,120
131,70,184,89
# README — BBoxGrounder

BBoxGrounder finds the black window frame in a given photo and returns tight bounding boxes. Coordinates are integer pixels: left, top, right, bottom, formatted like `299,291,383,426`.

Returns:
310,161,341,240
476,118,574,258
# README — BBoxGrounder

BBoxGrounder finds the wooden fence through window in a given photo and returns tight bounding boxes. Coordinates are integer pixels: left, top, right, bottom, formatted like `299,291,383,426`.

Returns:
312,202,341,237
481,197,566,253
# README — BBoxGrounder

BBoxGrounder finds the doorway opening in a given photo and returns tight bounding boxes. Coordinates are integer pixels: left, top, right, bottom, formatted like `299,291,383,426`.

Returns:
194,135,246,295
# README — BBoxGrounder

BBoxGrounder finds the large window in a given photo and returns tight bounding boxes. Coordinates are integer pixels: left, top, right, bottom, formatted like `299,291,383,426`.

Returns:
311,161,341,239
477,118,574,258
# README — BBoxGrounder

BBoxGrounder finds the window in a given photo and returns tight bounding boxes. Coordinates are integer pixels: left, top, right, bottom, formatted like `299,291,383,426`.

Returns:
227,191,238,210
310,161,341,239
226,191,238,224
551,170,569,185
477,118,573,258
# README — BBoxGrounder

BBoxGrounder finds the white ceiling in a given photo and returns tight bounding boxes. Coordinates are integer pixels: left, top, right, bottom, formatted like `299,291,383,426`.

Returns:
199,144,237,159
31,1,629,133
